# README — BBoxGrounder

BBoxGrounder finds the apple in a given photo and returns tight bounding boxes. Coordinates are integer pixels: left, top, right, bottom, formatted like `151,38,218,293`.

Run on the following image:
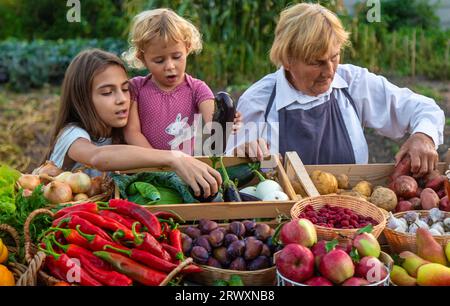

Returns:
319,249,355,284
276,243,314,283
355,256,388,283
280,218,317,247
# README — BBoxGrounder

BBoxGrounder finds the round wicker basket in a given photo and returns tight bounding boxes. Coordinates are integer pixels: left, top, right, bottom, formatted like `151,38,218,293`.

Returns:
383,210,450,254
187,264,276,286
290,195,387,243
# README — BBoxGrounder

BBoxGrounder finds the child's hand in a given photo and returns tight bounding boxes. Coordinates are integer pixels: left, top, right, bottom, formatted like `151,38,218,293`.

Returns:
232,111,243,134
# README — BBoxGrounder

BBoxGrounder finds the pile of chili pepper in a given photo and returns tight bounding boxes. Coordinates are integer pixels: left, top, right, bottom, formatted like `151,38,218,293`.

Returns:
39,199,201,286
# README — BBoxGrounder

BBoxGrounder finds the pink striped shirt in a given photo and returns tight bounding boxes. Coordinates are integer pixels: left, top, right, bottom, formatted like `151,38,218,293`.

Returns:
129,74,214,153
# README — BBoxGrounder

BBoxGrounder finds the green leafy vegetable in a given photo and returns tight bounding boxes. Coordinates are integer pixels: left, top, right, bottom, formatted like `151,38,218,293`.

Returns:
127,182,161,202
0,164,21,217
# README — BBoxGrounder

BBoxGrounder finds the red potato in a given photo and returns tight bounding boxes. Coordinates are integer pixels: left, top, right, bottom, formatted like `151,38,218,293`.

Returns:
392,175,418,199
439,196,449,212
420,188,440,210
425,175,446,192
408,197,422,210
436,189,446,199
396,200,414,213
390,156,412,181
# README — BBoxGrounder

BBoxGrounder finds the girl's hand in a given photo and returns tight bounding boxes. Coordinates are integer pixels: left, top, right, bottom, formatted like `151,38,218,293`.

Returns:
395,132,438,178
170,152,222,198
233,138,270,162
231,111,243,134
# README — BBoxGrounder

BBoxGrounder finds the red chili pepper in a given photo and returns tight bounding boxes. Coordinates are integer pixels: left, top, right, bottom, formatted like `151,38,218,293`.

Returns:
131,222,171,262
55,211,134,241
75,225,128,252
93,251,167,286
49,235,111,270
98,210,142,231
49,227,91,249
108,199,161,238
54,202,98,219
169,226,183,256
161,242,184,262
104,245,202,274
39,241,102,286
48,235,132,286
56,215,113,242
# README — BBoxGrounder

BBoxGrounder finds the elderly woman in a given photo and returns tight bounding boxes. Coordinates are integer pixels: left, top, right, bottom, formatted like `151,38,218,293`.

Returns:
228,2,444,177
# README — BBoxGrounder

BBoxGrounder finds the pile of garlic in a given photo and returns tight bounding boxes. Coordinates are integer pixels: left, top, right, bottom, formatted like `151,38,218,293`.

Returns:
387,208,450,236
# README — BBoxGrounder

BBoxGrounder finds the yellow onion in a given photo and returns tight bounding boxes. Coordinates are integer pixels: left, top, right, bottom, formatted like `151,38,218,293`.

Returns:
86,176,103,197
43,181,73,204
18,174,41,190
73,193,89,201
34,161,63,177
54,171,72,183
65,172,91,194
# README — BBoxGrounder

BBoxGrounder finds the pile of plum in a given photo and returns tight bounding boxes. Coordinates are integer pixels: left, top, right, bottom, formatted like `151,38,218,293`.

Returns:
181,219,281,270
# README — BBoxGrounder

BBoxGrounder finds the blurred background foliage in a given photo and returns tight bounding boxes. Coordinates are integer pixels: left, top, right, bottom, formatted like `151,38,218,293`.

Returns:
0,0,448,92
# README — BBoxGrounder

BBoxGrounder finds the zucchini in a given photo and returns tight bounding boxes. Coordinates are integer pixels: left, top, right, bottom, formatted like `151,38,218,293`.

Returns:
218,162,259,188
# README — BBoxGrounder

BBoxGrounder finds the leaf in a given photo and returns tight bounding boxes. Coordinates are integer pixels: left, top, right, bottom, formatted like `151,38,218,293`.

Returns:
127,182,161,202
356,224,373,235
392,253,404,266
325,239,339,253
228,275,244,286
213,279,228,286
349,247,360,263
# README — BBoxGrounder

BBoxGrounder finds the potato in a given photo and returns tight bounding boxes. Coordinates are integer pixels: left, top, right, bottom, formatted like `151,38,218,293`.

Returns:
310,170,338,195
425,175,445,191
420,188,439,210
409,197,422,210
392,175,418,198
336,174,350,189
352,181,373,198
339,190,367,200
370,187,398,212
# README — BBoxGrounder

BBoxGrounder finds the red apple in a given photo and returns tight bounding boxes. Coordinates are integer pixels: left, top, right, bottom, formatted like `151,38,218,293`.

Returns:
353,232,380,258
280,218,317,247
319,249,355,284
276,244,314,283
342,277,370,286
304,276,333,286
355,256,388,283
311,240,327,268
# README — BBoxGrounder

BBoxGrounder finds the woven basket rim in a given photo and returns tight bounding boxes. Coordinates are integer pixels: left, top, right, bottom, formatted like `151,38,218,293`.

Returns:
197,264,276,275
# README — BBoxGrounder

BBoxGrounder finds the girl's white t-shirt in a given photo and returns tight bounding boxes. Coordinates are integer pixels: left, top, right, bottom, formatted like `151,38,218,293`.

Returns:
49,124,111,177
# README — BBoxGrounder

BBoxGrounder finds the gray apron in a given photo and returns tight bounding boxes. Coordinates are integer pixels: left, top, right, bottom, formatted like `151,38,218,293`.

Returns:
264,85,360,164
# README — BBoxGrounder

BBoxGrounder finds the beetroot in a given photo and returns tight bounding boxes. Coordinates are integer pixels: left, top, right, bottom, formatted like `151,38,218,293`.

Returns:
425,175,446,191
439,196,449,212
390,156,412,181
392,175,418,198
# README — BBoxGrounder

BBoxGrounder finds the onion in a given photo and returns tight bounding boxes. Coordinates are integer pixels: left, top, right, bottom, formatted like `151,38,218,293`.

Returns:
43,181,73,204
18,174,41,190
73,193,89,201
65,172,91,194
34,161,63,177
87,176,103,197
54,171,72,183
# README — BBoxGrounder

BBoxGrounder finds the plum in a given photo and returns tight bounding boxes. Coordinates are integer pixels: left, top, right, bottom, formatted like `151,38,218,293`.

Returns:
207,257,222,268
181,233,193,255
184,226,201,239
191,246,209,264
208,229,225,248
242,220,256,236
244,237,263,261
224,233,239,247
213,246,231,266
194,235,212,254
247,256,270,271
254,223,271,241
227,240,245,259
229,257,246,271
260,244,271,257
228,221,245,238
198,219,218,234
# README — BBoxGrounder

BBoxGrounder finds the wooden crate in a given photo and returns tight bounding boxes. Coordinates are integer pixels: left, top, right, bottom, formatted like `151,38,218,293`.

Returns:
114,155,298,222
285,150,450,198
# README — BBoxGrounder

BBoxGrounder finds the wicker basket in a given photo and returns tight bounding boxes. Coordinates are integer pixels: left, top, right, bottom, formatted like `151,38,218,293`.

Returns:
383,210,450,254
290,195,387,243
187,265,276,286
276,251,393,286
23,208,193,286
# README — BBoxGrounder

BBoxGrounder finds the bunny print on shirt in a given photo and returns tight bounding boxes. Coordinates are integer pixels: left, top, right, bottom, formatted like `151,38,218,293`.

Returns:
165,113,195,150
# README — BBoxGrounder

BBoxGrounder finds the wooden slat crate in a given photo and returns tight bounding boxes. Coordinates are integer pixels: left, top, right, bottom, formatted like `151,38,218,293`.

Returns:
114,155,298,222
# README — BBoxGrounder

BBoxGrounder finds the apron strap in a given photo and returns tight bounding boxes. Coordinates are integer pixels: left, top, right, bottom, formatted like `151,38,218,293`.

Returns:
264,84,277,122
341,87,362,124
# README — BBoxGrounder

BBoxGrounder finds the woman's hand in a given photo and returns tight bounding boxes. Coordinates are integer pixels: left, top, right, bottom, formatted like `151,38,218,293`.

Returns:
169,152,222,198
233,138,270,161
231,111,243,134
395,132,438,177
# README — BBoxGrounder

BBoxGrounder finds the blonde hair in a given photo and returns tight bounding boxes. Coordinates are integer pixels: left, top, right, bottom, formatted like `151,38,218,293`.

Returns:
270,3,350,67
123,8,202,69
